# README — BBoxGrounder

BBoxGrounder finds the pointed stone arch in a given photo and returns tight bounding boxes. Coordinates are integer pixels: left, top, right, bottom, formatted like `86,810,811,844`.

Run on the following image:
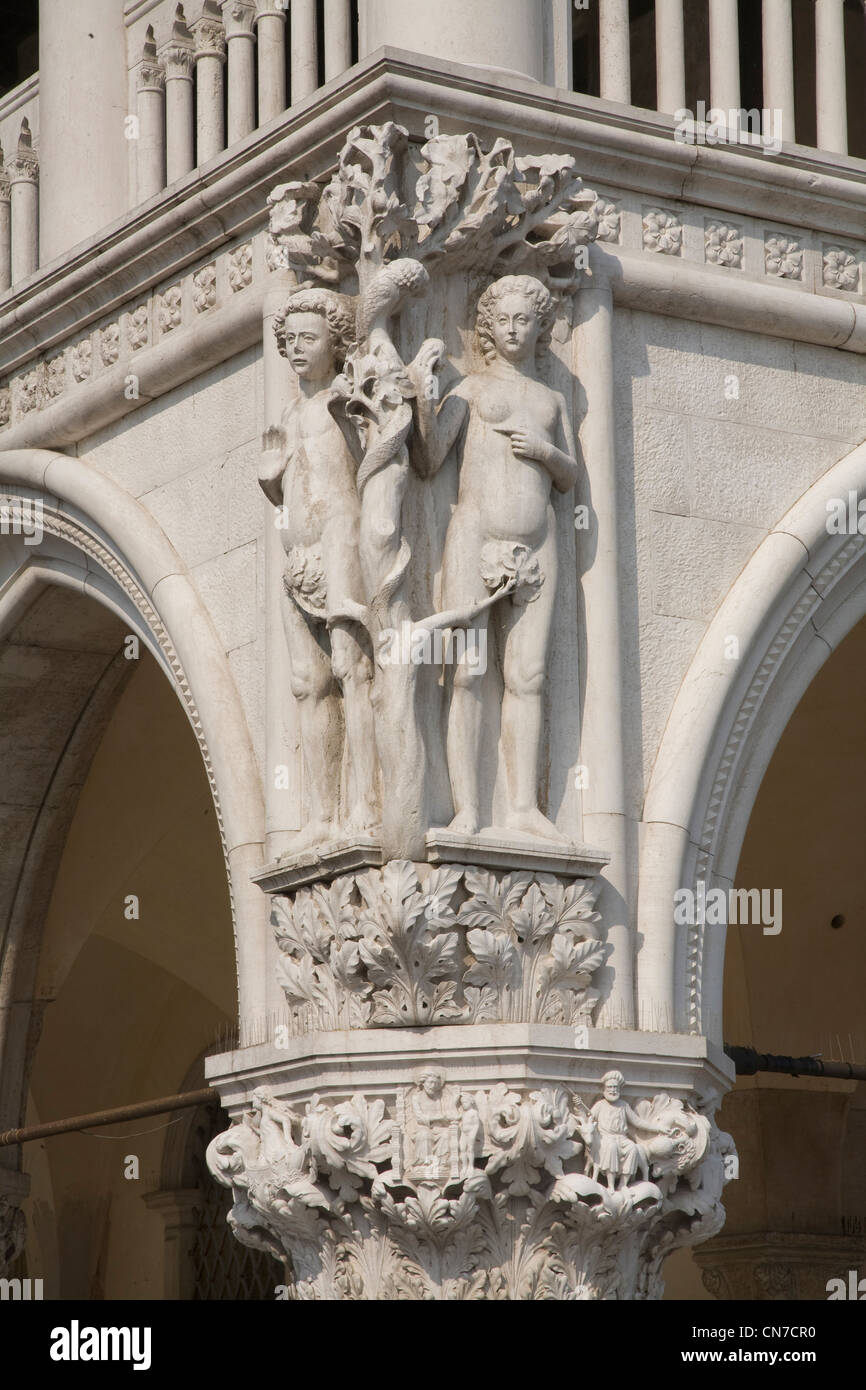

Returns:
0,449,268,1149
638,437,866,1039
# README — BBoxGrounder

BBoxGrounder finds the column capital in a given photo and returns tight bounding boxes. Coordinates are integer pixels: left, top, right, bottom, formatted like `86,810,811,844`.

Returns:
255,0,288,21
192,0,227,61
160,5,196,80
221,0,257,39
207,1057,735,1300
0,159,10,203
7,119,38,185
137,25,166,92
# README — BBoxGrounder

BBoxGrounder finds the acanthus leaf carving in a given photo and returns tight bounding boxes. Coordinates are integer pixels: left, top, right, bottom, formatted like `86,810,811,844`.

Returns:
272,863,606,1035
207,1076,735,1300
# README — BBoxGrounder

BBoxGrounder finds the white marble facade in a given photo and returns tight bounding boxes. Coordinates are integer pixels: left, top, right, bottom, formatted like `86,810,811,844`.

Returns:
2,0,866,1299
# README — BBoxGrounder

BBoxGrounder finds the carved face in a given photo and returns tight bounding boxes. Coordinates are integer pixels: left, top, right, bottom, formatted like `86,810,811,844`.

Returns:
282,311,335,381
490,292,541,364
421,1074,443,1097
603,1079,621,1101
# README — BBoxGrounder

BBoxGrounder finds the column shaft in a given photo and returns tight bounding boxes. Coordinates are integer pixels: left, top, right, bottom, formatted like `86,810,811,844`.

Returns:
762,0,795,143
256,8,288,122
195,53,226,164
10,180,38,282
709,0,741,116
655,0,686,114
0,181,10,292
574,274,635,1027
599,0,631,104
291,0,319,104
324,0,352,80
223,2,257,143
137,81,166,202
815,0,848,155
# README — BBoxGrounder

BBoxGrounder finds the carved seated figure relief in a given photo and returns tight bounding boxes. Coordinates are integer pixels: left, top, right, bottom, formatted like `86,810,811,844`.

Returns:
259,289,379,850
413,274,580,842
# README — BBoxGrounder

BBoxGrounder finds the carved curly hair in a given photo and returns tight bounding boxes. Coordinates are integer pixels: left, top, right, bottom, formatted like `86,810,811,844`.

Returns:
475,274,555,363
273,288,356,365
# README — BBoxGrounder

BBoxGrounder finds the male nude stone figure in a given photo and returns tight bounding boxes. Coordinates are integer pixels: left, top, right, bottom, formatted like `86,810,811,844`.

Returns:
259,289,378,848
413,274,579,840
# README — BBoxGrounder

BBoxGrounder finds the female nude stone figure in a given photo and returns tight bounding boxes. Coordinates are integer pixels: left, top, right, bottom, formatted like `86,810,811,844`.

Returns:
413,274,579,840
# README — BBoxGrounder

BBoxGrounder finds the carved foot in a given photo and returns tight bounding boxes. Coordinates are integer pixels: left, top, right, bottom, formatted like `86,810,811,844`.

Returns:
503,808,569,842
447,808,481,835
287,818,338,854
345,800,380,835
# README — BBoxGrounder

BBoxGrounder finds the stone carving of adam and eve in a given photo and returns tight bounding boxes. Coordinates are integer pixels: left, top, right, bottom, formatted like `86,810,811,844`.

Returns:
258,272,579,852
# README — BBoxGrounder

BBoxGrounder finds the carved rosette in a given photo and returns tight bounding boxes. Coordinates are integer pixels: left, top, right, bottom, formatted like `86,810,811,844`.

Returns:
273,861,607,1035
228,242,252,290
207,1078,734,1300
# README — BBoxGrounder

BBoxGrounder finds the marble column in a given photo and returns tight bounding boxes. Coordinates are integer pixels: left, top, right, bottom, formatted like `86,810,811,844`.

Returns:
655,0,686,115
0,162,10,293
815,0,848,155
192,4,228,165
289,0,318,105
709,0,741,121
136,28,166,202
324,0,352,81
256,3,287,122
222,1,258,144
358,0,546,82
160,9,196,184
598,0,631,104
8,121,39,283
762,0,795,144
37,0,128,263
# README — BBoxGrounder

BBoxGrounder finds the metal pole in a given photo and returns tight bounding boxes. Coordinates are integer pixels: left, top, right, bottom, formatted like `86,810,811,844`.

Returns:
0,1087,218,1148
726,1044,866,1082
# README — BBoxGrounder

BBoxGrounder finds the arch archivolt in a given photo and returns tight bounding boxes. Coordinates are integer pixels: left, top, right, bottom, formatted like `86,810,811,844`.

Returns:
0,450,268,1066
639,439,866,1040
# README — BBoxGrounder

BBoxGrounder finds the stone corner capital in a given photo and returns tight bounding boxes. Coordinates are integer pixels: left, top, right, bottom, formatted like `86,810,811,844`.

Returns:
221,0,257,37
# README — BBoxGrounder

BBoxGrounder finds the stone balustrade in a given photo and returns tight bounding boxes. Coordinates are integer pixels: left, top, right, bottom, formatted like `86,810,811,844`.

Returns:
132,0,355,204
576,0,860,156
0,1,862,297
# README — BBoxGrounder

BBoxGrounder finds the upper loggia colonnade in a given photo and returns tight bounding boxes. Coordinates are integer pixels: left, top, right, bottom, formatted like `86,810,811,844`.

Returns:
0,0,864,1300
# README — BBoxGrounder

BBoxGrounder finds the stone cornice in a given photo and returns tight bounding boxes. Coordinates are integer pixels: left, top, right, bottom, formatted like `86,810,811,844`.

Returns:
204,1025,735,1110
0,73,38,126
1,49,865,399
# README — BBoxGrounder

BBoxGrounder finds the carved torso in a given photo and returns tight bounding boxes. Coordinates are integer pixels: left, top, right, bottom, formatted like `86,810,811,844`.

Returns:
280,390,360,552
454,370,562,548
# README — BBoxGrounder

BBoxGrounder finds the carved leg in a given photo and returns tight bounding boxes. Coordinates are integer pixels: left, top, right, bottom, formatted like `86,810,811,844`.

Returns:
446,642,486,834
330,623,378,832
282,594,341,846
498,531,564,839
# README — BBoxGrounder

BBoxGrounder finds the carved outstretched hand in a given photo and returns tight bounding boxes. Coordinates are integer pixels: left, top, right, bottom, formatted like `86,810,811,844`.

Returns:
258,424,288,505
